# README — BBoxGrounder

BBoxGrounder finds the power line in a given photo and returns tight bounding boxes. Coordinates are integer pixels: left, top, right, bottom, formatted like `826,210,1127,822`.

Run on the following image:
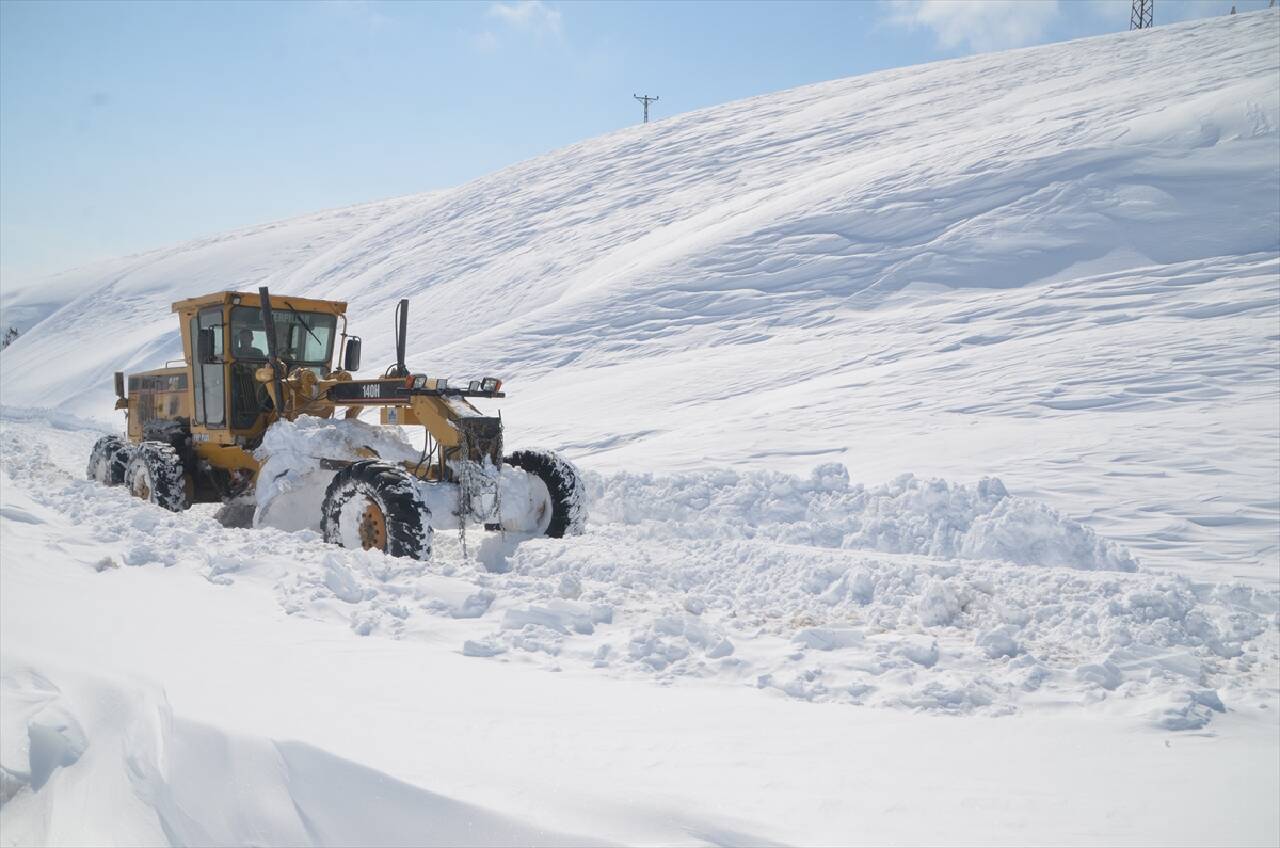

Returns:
1130,0,1154,29
633,93,659,124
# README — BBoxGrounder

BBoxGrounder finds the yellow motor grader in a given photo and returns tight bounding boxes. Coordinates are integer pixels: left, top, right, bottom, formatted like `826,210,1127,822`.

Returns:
86,287,584,558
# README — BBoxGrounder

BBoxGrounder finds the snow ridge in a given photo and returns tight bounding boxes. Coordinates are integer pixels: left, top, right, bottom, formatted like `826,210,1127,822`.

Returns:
587,464,1138,571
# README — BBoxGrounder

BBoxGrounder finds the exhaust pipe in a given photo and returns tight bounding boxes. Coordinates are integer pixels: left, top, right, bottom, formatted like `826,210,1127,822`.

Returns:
391,298,409,377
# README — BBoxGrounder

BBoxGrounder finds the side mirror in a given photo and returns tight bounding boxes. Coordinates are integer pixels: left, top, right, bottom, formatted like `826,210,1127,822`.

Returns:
114,371,125,399
343,337,362,372
196,328,215,362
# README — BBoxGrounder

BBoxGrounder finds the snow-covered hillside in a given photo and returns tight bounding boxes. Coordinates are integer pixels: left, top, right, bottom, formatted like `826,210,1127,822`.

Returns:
3,10,1278,583
2,10,1278,847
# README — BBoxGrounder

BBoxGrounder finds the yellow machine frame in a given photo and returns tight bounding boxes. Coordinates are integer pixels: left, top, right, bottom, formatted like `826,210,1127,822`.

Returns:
115,288,506,502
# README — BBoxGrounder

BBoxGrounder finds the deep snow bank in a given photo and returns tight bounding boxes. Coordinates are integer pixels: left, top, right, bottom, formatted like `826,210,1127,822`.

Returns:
588,464,1137,571
0,654,592,846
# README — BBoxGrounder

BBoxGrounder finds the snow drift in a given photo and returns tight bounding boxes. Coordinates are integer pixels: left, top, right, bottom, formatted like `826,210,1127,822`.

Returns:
587,465,1138,571
0,654,594,847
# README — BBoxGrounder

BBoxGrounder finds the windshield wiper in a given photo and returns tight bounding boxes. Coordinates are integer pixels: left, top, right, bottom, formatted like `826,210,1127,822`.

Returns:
283,302,325,353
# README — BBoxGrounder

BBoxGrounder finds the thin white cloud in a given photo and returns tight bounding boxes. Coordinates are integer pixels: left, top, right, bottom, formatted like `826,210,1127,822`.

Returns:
488,1,563,37
883,0,1062,53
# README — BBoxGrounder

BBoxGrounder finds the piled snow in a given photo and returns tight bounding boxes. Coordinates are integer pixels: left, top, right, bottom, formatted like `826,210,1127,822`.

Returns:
253,416,420,530
469,509,1273,723
587,464,1137,571
3,416,1274,730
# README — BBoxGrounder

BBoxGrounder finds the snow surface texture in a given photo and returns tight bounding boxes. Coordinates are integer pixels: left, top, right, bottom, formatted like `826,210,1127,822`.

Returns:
2,417,1276,725
588,465,1138,571
1,411,1277,845
0,652,595,848
2,10,1279,847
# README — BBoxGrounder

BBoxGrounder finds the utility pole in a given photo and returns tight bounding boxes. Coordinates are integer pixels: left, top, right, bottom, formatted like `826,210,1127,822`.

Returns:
634,93,659,124
1130,0,1153,29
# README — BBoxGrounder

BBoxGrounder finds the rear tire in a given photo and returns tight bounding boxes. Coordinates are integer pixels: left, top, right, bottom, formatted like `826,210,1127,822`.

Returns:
321,461,433,559
124,441,191,512
87,435,130,486
505,450,586,538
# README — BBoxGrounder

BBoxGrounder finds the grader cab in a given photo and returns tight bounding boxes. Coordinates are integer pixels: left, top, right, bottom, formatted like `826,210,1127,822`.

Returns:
87,287,584,558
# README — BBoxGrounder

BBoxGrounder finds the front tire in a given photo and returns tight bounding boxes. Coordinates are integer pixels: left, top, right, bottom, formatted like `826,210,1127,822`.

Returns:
87,435,131,486
504,450,586,538
321,461,433,559
124,441,191,512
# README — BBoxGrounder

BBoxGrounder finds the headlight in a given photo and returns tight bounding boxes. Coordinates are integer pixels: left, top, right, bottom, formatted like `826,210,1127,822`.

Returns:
412,375,428,389
436,378,448,390
480,377,501,392
468,380,480,392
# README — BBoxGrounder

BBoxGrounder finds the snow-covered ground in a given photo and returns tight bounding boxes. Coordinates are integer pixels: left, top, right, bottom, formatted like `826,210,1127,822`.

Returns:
2,9,1278,846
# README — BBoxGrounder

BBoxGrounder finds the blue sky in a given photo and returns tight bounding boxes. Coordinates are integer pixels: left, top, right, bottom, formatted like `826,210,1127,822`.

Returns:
1,0,1270,283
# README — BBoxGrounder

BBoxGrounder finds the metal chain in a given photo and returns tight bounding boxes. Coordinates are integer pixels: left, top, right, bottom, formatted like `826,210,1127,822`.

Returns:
456,431,471,559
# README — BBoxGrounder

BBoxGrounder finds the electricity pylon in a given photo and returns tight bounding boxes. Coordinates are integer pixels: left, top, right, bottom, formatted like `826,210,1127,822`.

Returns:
1131,0,1153,29
634,94,659,124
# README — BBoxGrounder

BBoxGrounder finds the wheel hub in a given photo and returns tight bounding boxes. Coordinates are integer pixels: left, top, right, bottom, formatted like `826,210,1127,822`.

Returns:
501,474,553,535
357,500,387,550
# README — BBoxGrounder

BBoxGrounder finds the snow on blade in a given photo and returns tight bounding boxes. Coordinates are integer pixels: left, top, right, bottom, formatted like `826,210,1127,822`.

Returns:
253,416,420,531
